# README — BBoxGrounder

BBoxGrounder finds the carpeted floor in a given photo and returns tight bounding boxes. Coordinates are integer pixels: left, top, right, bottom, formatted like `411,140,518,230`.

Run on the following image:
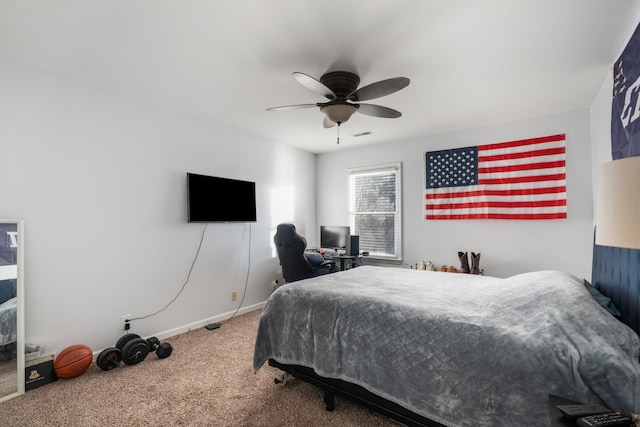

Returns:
0,357,16,398
0,309,401,426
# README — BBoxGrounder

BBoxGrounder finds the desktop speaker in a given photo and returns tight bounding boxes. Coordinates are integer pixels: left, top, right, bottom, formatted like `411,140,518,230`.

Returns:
346,235,359,256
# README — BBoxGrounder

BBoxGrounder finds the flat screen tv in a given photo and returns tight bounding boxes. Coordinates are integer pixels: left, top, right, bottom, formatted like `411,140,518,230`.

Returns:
187,173,257,223
320,225,350,249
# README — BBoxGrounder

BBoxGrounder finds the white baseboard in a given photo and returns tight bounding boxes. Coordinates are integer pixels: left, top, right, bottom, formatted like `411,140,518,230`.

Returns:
92,300,267,359
153,301,267,342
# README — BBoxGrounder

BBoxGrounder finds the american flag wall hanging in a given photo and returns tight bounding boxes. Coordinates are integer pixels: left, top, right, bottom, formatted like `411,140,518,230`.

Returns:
423,134,567,220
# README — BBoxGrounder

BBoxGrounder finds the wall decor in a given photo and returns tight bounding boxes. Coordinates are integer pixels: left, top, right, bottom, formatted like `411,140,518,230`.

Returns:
424,134,566,220
612,22,640,160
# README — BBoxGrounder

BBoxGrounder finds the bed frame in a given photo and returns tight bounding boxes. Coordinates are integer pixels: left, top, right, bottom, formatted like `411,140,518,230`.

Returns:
268,234,640,425
268,359,444,427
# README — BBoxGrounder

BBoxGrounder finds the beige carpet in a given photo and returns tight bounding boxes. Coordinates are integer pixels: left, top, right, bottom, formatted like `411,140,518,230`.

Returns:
0,358,16,398
0,309,401,426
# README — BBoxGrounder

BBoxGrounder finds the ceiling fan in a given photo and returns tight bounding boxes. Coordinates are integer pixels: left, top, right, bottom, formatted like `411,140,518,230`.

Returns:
267,71,410,138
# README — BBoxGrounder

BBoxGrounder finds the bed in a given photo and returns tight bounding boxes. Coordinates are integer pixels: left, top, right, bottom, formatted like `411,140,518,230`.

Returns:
253,251,640,426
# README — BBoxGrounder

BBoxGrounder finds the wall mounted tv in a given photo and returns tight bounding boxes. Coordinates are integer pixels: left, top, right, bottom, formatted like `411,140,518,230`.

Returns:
187,173,257,223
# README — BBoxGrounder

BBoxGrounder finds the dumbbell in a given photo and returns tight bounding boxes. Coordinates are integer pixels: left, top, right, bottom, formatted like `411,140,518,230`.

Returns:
147,337,173,359
96,346,122,371
116,333,150,365
97,333,173,370
97,333,143,370
117,334,174,365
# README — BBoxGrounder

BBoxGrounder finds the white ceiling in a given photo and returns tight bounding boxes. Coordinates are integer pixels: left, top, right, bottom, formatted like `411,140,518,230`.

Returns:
1,0,640,154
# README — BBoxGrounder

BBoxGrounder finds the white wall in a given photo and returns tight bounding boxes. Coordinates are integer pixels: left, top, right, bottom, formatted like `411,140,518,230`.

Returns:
317,110,594,279
590,70,614,219
0,60,316,352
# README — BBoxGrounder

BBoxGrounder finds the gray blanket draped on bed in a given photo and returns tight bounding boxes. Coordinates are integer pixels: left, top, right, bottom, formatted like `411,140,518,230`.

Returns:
0,297,17,346
253,266,640,427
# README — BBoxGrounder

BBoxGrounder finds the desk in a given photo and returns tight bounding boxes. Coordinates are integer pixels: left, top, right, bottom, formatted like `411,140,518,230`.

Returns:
325,255,361,271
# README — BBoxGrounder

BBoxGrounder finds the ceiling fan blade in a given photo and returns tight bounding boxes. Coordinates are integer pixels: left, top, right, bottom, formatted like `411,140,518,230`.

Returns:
348,77,410,101
293,72,336,100
323,116,336,128
266,103,318,111
357,103,402,118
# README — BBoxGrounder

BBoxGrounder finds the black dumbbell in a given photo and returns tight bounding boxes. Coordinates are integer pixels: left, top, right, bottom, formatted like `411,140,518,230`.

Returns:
97,333,173,371
96,346,122,371
116,333,150,365
146,337,173,359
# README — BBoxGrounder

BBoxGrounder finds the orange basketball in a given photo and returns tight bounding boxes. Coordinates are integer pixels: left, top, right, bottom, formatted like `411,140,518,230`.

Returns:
54,344,93,379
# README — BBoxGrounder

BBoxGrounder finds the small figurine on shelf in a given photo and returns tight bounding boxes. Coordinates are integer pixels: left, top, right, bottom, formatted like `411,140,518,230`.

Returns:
417,261,426,270
426,261,435,271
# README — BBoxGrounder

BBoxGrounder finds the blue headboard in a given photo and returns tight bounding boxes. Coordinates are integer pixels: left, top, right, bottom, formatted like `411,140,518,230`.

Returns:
0,279,17,305
592,237,640,336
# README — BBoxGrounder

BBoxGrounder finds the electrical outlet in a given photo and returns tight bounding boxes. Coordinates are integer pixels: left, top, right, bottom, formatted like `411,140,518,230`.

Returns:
121,314,131,331
231,291,237,301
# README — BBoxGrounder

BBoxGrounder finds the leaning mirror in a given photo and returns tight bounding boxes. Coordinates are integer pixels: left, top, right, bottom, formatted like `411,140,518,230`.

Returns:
0,219,24,402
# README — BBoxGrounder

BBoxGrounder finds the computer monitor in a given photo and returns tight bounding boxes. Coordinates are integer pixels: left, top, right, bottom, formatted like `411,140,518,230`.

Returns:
320,225,350,250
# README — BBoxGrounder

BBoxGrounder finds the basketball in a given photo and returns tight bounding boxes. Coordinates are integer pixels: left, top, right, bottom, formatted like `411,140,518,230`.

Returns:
54,344,93,379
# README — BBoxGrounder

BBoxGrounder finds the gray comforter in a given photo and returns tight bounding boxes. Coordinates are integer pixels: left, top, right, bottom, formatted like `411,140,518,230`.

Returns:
253,266,640,427
0,297,16,346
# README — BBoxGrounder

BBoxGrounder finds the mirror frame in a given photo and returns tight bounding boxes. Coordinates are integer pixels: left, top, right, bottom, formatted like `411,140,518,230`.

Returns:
0,218,25,403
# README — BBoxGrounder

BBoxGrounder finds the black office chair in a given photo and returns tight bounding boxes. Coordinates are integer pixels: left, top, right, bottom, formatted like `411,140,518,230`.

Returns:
274,223,336,283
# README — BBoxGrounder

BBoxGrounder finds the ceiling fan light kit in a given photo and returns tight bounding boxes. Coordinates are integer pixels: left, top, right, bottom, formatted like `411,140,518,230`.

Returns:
320,103,358,125
267,70,410,143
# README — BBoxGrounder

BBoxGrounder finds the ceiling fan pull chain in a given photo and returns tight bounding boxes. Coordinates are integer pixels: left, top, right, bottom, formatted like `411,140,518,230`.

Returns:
337,123,341,144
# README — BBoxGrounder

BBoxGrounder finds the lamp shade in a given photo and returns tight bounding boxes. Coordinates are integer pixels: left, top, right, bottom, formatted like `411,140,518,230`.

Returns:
320,103,357,124
595,155,640,249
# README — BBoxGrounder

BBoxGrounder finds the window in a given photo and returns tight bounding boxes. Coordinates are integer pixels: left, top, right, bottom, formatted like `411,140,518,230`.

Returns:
349,162,401,260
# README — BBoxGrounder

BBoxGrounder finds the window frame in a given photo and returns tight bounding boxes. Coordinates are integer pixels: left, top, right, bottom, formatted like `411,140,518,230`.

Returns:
348,162,402,261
